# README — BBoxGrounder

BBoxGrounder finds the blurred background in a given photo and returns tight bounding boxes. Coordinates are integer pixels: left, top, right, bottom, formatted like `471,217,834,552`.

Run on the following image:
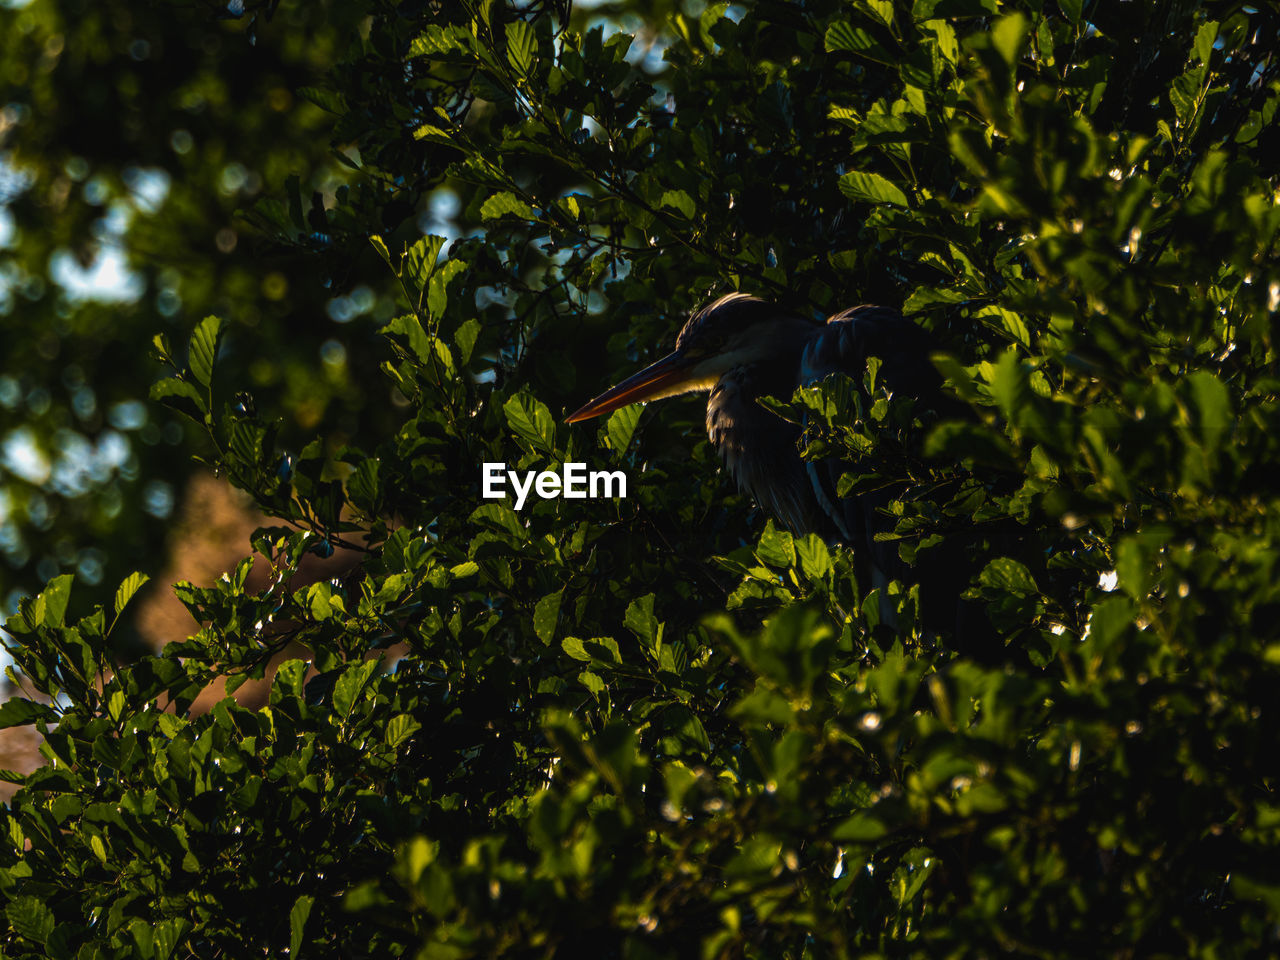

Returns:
0,0,675,787
0,0,390,633
0,0,677,642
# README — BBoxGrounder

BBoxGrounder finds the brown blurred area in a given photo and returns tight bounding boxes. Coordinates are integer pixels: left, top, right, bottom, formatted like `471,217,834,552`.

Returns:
1,472,361,802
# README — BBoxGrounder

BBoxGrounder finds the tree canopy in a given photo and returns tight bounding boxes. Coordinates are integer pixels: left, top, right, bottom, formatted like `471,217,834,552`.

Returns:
2,0,1280,956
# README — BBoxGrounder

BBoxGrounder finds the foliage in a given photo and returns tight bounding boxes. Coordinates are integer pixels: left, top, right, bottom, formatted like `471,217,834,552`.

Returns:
0,0,395,611
3,0,1280,957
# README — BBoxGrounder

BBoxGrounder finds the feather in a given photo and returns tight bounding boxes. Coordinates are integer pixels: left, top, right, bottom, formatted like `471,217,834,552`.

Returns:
568,294,992,644
794,305,945,582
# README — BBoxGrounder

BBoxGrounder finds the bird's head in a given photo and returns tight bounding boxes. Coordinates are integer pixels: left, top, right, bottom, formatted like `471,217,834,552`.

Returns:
565,293,815,423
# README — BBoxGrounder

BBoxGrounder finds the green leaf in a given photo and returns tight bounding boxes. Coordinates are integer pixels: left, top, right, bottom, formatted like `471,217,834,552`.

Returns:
505,20,537,76
189,315,223,389
903,286,968,315
1169,72,1200,128
404,234,446,291
153,918,191,960
924,421,1015,465
412,122,454,145
6,896,55,945
832,811,887,842
296,86,346,114
455,318,482,365
924,19,958,64
859,0,893,28
534,590,563,644
384,314,435,367
579,669,605,697
585,636,622,664
385,714,422,749
976,305,1031,347
481,192,535,221
409,25,472,57
308,582,336,620
1088,595,1134,649
272,660,309,702
450,560,480,579
978,557,1039,597
824,22,893,64
470,502,528,541
503,394,556,453
427,259,466,317
290,895,315,958
333,660,380,720
38,573,74,627
1114,537,1151,602
606,404,642,457
149,377,208,416
756,521,796,569
0,698,58,730
347,457,380,514
699,2,730,41
838,170,909,207
624,594,659,645
930,353,981,402
988,348,1028,421
660,189,696,219
131,918,156,958
991,13,1028,66
1194,20,1219,65
795,535,831,581
114,571,150,619
229,420,268,467
1187,370,1230,448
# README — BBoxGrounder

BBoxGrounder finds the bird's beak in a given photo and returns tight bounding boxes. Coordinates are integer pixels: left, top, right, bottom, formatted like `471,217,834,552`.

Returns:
565,351,695,423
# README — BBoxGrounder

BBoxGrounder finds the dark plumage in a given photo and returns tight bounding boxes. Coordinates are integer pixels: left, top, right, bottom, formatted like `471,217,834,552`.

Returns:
567,293,941,552
566,293,996,646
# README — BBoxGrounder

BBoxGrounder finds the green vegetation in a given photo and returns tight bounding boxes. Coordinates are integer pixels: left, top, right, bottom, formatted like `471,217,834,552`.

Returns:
0,0,384,611
2,0,1279,956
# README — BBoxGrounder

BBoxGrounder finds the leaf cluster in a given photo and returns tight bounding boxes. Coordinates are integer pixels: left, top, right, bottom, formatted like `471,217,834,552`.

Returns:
2,1,1280,957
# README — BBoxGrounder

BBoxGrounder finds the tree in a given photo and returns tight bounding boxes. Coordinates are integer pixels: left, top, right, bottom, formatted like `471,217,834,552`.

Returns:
3,0,1280,956
0,0,394,616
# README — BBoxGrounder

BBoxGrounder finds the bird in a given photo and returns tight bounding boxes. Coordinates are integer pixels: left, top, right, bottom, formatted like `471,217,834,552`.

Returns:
565,293,967,631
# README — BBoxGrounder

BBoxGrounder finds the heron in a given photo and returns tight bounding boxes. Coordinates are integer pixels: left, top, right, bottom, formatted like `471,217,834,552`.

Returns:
565,293,970,633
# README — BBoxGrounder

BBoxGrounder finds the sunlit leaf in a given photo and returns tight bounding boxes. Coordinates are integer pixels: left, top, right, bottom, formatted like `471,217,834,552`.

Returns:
504,393,555,453
385,714,422,749
188,315,223,389
505,20,537,76
404,234,446,291
0,698,58,730
113,572,150,619
480,192,535,221
606,404,642,457
838,170,909,207
534,590,563,644
290,895,315,958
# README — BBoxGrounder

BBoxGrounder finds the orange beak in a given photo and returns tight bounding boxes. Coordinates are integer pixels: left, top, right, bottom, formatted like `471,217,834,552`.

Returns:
565,352,694,423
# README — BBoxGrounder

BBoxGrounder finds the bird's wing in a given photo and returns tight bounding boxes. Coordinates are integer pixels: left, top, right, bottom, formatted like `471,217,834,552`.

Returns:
707,369,840,541
798,305,941,398
798,306,942,580
798,308,1009,649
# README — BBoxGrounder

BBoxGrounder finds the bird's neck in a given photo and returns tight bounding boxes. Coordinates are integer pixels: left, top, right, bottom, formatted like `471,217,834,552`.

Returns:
723,322,814,401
